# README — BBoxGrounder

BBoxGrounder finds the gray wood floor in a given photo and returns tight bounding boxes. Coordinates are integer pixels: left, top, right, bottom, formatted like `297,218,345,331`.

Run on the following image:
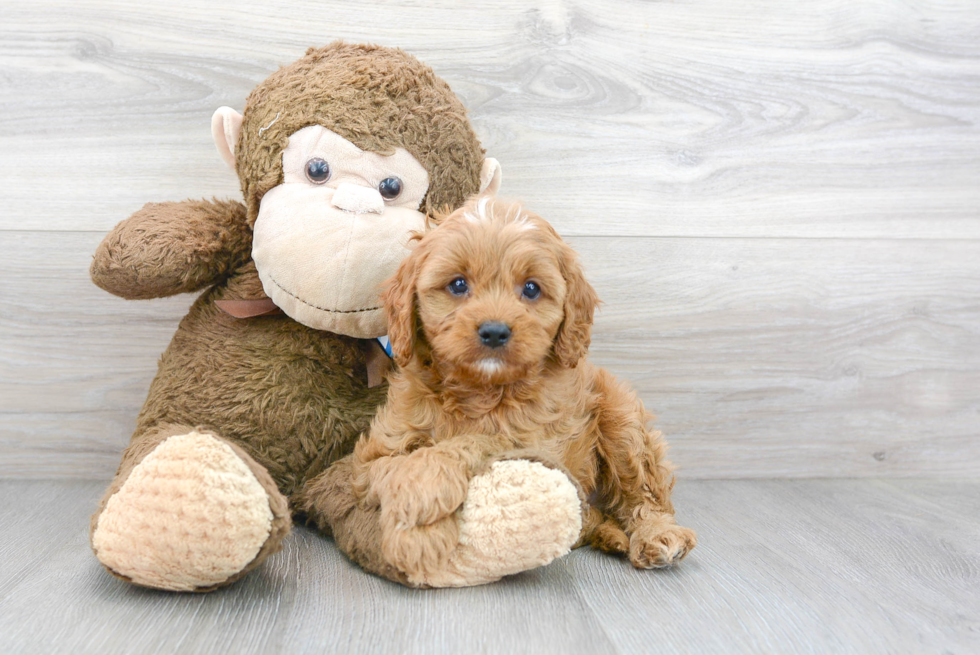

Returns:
2,479,977,654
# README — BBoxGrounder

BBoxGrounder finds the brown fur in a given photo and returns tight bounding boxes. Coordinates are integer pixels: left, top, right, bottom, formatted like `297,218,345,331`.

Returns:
91,199,253,300
237,42,486,225
323,197,696,582
90,43,486,590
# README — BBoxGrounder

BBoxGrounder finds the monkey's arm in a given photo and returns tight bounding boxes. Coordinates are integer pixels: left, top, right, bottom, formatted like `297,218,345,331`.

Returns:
91,199,252,299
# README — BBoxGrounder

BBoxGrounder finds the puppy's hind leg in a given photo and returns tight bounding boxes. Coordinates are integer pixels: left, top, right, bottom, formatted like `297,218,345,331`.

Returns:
577,504,630,554
592,369,697,569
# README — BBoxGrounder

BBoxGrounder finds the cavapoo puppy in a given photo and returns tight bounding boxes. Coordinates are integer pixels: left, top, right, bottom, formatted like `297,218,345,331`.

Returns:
347,195,696,582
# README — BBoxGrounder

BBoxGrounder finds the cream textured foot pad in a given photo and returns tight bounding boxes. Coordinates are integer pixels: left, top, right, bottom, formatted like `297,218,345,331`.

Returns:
428,460,582,587
92,430,274,591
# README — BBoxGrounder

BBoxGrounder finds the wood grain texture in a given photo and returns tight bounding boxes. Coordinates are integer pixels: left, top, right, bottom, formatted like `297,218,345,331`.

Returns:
1,479,976,654
1,0,978,237
3,231,978,479
2,0,979,479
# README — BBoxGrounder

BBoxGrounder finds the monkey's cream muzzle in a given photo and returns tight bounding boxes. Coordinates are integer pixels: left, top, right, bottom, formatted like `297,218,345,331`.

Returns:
252,184,425,338
249,125,431,338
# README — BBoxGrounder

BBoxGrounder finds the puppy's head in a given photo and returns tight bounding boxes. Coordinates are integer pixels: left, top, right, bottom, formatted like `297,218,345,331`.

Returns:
383,196,598,383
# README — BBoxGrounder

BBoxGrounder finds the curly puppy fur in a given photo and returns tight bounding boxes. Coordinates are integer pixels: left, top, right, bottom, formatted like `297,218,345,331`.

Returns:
349,196,697,581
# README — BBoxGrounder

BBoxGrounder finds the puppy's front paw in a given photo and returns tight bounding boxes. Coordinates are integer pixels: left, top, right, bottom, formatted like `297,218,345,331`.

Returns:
629,523,697,569
381,516,460,584
377,451,469,529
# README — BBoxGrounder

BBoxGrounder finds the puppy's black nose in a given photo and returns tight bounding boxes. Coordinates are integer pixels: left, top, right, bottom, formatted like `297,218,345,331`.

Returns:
478,321,511,349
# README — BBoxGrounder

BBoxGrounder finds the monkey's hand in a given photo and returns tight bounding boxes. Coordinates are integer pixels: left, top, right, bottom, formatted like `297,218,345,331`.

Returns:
91,199,252,299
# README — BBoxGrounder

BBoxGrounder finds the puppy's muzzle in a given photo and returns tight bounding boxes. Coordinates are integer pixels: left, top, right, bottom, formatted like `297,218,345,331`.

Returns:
478,321,511,349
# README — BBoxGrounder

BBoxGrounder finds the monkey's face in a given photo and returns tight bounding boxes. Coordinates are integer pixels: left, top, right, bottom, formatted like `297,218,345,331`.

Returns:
251,126,430,337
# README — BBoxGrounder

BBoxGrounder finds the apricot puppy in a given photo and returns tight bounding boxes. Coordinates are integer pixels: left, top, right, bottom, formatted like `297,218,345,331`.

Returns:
350,195,696,581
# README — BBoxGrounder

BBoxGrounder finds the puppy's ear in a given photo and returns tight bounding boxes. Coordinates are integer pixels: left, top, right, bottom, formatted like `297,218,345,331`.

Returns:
553,243,599,368
382,244,426,368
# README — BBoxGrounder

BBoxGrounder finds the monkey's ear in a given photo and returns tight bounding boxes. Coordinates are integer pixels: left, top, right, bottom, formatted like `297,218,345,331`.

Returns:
211,107,244,172
553,243,599,368
479,158,502,195
382,246,425,368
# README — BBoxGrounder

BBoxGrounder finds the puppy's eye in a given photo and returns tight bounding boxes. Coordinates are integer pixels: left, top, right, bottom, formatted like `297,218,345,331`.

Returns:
306,158,331,184
522,281,541,300
448,277,469,296
378,177,402,200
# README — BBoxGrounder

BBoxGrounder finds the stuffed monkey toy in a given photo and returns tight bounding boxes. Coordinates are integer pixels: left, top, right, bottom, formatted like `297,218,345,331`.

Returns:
89,42,582,591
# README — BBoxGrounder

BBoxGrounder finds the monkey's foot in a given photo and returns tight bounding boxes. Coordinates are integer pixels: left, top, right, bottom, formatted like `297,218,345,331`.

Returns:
91,430,289,591
419,460,582,587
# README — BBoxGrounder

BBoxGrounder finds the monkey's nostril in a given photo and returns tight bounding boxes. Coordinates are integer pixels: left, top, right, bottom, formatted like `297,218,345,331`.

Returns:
478,321,511,349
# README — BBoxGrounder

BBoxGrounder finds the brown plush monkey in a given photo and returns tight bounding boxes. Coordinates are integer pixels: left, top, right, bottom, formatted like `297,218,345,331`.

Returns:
89,42,582,592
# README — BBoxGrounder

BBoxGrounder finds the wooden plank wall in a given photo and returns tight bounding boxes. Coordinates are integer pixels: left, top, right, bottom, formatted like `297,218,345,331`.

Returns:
2,0,978,479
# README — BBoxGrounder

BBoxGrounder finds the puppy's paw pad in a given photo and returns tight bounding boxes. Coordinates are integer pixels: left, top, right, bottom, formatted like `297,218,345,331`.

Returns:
92,430,274,591
629,525,697,569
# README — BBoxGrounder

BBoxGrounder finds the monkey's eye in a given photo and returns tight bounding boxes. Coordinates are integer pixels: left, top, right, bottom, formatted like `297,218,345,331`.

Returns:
448,277,469,296
378,177,402,200
305,158,331,184
522,281,541,300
